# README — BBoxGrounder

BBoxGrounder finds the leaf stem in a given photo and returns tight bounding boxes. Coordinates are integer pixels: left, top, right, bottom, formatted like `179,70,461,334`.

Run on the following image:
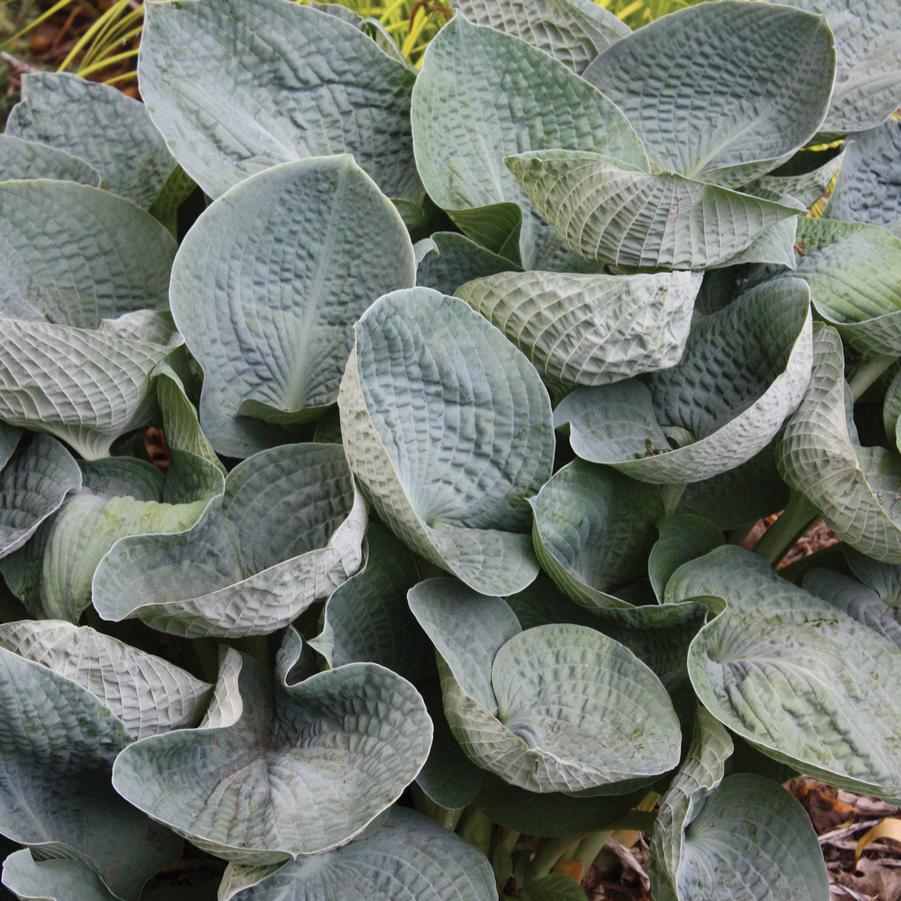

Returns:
848,354,895,401
456,806,493,857
752,491,820,565
660,483,686,516
411,786,464,832
574,829,613,873
491,827,520,886
531,835,583,879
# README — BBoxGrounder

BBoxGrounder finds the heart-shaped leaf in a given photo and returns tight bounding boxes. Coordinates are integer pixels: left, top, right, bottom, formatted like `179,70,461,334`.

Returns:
339,288,554,596
411,15,648,266
456,270,701,392
169,155,415,458
415,231,515,296
649,514,723,603
530,460,664,608
138,0,420,206
217,807,496,900
93,443,366,638
779,325,901,562
112,633,432,864
667,545,901,800
2,849,118,901
556,279,812,483
746,149,844,210
0,133,101,185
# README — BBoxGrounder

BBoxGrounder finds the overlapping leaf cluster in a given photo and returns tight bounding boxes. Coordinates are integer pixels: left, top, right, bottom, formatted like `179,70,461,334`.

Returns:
0,0,899,898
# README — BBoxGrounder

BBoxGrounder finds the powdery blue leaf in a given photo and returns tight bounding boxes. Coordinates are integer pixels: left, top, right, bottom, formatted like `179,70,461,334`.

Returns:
649,514,723,603
506,149,805,269
93,443,366,638
309,525,430,682
6,72,175,208
411,15,648,267
0,435,80,559
530,460,664,608
456,270,701,392
667,546,901,800
778,325,901,562
339,288,554,596
845,546,901,605
746,150,844,210
583,1,835,185
827,119,901,227
409,578,681,794
138,0,420,205
218,807,496,900
784,0,901,134
415,232,515,296
2,849,118,901
556,279,812,483
452,0,628,72
0,643,182,900
1,451,224,623
112,636,432,864
169,156,415,459
0,134,100,186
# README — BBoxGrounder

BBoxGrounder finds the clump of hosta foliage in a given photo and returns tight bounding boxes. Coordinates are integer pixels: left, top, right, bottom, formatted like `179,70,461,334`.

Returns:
0,0,900,898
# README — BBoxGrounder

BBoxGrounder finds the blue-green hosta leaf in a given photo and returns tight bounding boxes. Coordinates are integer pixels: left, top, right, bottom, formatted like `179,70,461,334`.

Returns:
0,179,174,326
138,0,420,206
218,807,496,900
885,368,901,452
506,149,805,269
147,164,197,237
784,0,901,134
309,525,429,682
779,325,901,562
556,279,813,483
845,546,901,605
0,642,182,900
2,849,117,901
530,460,664,608
415,232,516,296
827,120,901,227
0,424,20,470
311,3,410,65
93,443,366,638
6,72,175,208
169,156,415,459
410,15,648,267
409,578,681,794
770,217,901,356
667,545,901,800
745,150,844,210
456,270,701,392
0,435,80,559
1,451,224,623
451,0,628,72
649,515,723,603
0,134,100,186
112,634,432,864
0,620,211,739
650,708,827,901
338,288,554,596
583,1,835,186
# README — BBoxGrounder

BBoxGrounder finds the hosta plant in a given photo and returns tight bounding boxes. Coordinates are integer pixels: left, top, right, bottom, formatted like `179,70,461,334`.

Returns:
0,0,900,899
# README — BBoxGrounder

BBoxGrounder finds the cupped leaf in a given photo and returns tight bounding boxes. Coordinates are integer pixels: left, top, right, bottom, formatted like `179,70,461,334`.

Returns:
411,15,648,266
556,279,813,483
0,435,80,559
885,368,901,452
845,546,901,604
667,545,901,800
415,232,515,296
530,460,664,608
506,149,805,269
778,325,901,562
112,635,432,864
0,134,101,186
93,443,366,638
746,149,844,210
649,515,723,603
452,0,628,72
583,0,835,185
138,0,420,204
456,270,701,391
769,217,901,355
6,72,175,208
0,643,182,900
2,450,223,623
409,578,681,793
2,849,117,901
0,620,211,739
784,0,901,134
218,807,496,900
169,156,415,458
0,424,20,470
309,524,430,682
827,119,901,227
338,288,554,596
